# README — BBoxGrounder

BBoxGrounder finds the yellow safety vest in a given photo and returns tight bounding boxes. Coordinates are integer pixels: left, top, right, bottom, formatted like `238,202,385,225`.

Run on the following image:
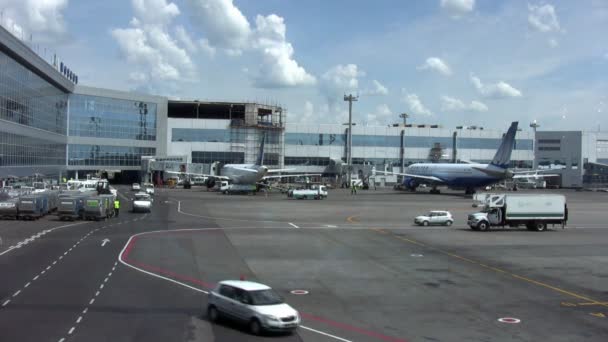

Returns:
114,200,120,209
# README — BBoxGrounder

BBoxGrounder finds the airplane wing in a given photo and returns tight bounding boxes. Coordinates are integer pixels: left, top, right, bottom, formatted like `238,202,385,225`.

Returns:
164,170,230,180
262,173,322,180
266,168,296,173
512,173,560,179
373,170,444,183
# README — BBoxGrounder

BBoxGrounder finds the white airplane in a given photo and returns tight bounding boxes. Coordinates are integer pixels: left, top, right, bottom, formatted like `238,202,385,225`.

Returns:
167,133,320,188
374,122,559,194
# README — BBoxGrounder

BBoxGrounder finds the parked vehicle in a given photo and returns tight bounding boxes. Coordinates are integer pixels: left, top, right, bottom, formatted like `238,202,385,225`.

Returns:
83,195,113,221
207,280,300,335
57,196,86,221
220,182,257,194
0,198,19,220
291,185,327,200
414,211,454,226
18,194,47,220
132,183,141,191
145,187,155,196
468,193,567,231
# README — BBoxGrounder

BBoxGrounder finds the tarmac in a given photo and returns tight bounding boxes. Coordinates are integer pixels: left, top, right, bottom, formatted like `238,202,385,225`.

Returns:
1,186,607,341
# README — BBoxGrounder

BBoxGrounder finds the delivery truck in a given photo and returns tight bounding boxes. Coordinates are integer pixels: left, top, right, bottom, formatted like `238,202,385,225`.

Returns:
467,193,567,231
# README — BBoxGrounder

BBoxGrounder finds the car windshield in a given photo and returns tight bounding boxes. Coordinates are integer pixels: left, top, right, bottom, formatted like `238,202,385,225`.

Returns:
135,195,149,201
248,289,283,306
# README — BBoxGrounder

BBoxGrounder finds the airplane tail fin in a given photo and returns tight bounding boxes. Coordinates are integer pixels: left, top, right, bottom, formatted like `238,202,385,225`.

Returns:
490,121,518,169
255,133,266,166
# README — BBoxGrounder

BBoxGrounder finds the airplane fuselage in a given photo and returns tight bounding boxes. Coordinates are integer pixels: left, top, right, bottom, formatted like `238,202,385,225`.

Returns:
404,163,506,190
222,164,269,184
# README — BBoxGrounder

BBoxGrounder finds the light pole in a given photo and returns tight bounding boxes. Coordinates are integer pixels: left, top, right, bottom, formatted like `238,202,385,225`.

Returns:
530,120,540,169
344,94,358,186
399,113,409,126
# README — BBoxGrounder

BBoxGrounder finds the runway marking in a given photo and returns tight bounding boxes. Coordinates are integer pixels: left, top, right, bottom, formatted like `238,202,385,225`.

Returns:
95,291,100,297
82,308,88,314
33,275,39,281
68,327,75,335
346,215,360,224
2,300,10,307
289,222,299,229
58,338,65,342
299,326,353,342
376,230,608,309
118,229,408,342
76,316,82,323
24,282,31,288
89,298,95,305
104,277,109,283
590,312,606,318
578,302,608,306
100,284,104,289
0,222,88,257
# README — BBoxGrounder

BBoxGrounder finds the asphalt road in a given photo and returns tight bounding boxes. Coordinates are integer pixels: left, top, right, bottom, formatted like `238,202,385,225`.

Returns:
1,186,607,341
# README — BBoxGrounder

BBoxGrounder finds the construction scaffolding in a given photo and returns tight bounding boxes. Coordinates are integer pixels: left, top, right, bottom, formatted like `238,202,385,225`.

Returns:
229,103,285,167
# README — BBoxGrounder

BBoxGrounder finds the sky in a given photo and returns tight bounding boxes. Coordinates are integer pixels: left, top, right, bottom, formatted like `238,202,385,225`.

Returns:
1,0,607,131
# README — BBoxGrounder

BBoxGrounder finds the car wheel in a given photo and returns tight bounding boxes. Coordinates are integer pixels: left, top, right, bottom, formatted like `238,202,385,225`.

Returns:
534,222,547,232
249,318,262,335
207,305,219,322
422,221,429,226
445,220,453,226
478,221,489,231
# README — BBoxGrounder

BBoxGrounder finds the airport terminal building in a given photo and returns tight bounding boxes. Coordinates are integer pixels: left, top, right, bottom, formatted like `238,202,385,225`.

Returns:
2,25,606,188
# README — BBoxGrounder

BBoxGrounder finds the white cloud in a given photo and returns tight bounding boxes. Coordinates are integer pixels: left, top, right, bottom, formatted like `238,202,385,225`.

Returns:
187,0,251,53
175,25,197,53
297,100,315,123
548,38,559,48
440,0,475,18
369,80,389,95
417,57,452,76
320,64,364,98
470,74,522,98
198,38,217,57
111,0,197,84
251,14,316,88
366,104,393,125
403,92,434,116
440,96,488,112
1,0,69,43
528,3,561,33
132,0,180,26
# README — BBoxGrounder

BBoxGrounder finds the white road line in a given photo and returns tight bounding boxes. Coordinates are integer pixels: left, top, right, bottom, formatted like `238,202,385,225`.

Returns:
24,282,31,288
289,222,299,229
82,308,88,314
52,261,57,265
300,325,353,342
117,231,352,342
108,272,112,277
104,277,108,283
112,266,116,271
12,290,21,297
89,298,95,305
0,222,88,257
2,300,10,307
76,316,82,324
33,275,39,281
99,284,104,289
58,338,65,342
41,270,46,275
46,266,51,271
59,255,63,260
68,327,75,335
95,291,100,297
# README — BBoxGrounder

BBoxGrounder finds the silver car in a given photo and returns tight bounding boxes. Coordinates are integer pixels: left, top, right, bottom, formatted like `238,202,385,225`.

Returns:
207,280,300,335
414,210,454,226
131,192,152,213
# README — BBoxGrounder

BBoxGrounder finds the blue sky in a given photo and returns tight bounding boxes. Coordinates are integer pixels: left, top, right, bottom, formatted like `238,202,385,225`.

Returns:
2,0,607,131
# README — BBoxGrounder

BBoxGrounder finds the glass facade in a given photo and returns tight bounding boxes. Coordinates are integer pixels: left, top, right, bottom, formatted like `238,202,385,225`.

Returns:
0,50,68,135
192,151,244,164
285,132,533,150
285,156,332,166
69,94,157,140
68,144,155,167
173,128,281,144
0,131,66,166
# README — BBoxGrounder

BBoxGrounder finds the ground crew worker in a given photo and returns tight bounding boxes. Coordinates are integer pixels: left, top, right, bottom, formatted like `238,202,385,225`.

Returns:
114,199,120,217
351,183,357,195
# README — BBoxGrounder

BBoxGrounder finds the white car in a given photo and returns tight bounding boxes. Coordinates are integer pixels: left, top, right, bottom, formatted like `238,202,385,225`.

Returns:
207,280,300,335
132,183,141,191
415,210,453,226
132,192,152,212
145,187,155,196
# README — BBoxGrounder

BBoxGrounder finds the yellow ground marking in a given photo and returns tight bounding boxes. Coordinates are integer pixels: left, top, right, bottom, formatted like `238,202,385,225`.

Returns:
374,229,608,308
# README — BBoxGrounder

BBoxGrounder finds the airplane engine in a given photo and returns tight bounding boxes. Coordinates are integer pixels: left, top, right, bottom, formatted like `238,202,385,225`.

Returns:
405,178,418,190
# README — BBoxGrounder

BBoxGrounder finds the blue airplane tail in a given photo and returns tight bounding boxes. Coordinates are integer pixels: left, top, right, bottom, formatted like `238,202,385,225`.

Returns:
255,133,266,166
490,121,518,169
